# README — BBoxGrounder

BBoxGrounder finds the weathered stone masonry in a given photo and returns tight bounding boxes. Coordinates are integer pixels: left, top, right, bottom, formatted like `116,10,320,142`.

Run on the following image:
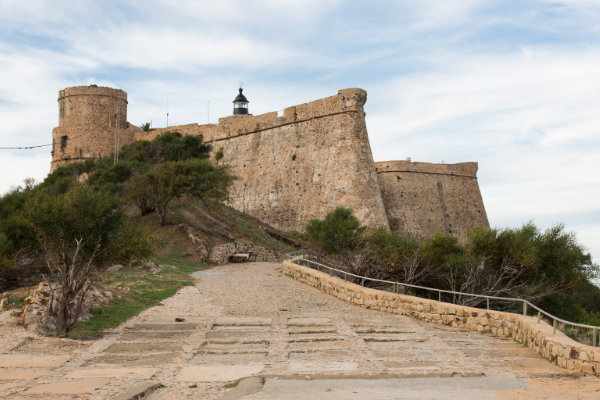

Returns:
376,160,489,241
138,89,390,233
283,260,600,376
50,85,489,238
51,85,141,171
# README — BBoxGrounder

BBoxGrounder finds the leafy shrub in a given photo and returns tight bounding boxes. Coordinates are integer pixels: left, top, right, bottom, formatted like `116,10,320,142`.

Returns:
215,147,224,161
305,207,365,254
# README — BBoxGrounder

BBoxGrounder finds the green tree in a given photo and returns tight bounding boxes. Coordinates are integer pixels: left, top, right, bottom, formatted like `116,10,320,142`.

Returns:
130,159,236,225
158,132,212,162
22,185,155,337
305,207,365,254
0,183,39,268
125,172,155,216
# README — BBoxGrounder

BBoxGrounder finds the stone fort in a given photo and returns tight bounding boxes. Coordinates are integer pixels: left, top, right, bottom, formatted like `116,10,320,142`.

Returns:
50,85,489,239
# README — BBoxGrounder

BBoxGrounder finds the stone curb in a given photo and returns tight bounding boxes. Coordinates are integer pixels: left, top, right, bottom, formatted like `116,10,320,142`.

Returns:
220,377,264,400
262,372,485,380
109,382,160,400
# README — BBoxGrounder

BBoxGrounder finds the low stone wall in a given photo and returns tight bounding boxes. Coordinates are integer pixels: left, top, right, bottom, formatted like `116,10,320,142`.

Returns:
283,260,600,376
210,240,286,265
0,266,60,292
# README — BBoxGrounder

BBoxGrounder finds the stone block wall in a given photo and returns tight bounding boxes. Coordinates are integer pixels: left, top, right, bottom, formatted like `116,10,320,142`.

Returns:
283,260,600,376
376,160,489,241
210,240,286,265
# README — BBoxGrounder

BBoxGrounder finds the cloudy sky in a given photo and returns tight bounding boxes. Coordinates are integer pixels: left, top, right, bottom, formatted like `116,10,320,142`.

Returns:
1,0,599,259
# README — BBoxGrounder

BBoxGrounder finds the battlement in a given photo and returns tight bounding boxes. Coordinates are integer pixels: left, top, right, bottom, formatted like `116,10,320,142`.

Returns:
58,85,128,102
139,88,367,144
375,160,478,177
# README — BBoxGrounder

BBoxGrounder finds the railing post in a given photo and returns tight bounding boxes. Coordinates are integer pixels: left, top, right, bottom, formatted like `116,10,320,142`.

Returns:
439,291,441,302
523,302,528,316
594,328,597,347
487,298,489,310
361,278,364,287
344,272,347,282
537,311,541,324
553,319,556,335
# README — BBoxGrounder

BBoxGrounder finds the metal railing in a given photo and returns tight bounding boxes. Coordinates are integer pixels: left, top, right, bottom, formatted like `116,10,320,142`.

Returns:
285,250,599,347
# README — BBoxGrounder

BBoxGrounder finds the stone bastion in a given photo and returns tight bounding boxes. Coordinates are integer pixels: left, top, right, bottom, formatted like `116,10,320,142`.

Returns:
48,85,489,238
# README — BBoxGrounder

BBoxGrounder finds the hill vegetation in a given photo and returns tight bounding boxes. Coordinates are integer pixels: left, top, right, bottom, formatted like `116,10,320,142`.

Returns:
305,207,600,332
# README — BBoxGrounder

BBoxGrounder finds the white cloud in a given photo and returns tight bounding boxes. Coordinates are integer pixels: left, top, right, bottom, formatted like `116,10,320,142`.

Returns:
365,47,600,256
1,0,600,259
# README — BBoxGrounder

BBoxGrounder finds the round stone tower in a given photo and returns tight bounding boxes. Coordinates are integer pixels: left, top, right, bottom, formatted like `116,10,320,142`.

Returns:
50,85,140,172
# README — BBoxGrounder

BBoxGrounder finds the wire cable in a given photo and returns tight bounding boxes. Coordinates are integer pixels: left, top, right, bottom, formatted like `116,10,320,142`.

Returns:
0,118,111,150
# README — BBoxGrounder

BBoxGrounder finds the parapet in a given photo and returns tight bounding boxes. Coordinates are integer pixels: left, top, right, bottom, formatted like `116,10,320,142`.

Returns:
375,160,478,177
58,85,128,102
141,88,368,145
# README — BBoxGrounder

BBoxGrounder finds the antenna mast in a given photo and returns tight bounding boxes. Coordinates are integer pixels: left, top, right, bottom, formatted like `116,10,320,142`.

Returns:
114,107,120,165
167,92,169,127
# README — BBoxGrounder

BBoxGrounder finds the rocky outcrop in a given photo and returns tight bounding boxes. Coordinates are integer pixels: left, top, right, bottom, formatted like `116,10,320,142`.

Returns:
177,223,210,259
21,282,113,335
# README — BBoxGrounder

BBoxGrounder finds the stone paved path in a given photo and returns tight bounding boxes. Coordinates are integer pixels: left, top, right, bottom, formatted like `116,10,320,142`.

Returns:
1,262,599,399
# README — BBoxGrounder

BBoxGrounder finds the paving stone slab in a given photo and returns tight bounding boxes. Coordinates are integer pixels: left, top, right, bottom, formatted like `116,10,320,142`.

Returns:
0,355,69,367
382,361,441,370
109,382,160,400
214,317,272,326
286,318,331,326
63,367,158,379
289,350,354,360
136,315,204,324
90,353,177,366
177,365,265,382
119,331,192,341
220,377,264,400
286,361,360,373
190,353,268,364
0,382,21,393
103,342,182,353
0,369,50,380
288,340,347,351
288,327,337,334
132,323,198,331
26,379,110,394
206,330,272,339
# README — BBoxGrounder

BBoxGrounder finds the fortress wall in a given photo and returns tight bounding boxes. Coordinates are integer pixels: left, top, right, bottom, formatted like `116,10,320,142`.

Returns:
375,160,489,241
215,89,389,232
50,86,140,172
141,89,389,232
